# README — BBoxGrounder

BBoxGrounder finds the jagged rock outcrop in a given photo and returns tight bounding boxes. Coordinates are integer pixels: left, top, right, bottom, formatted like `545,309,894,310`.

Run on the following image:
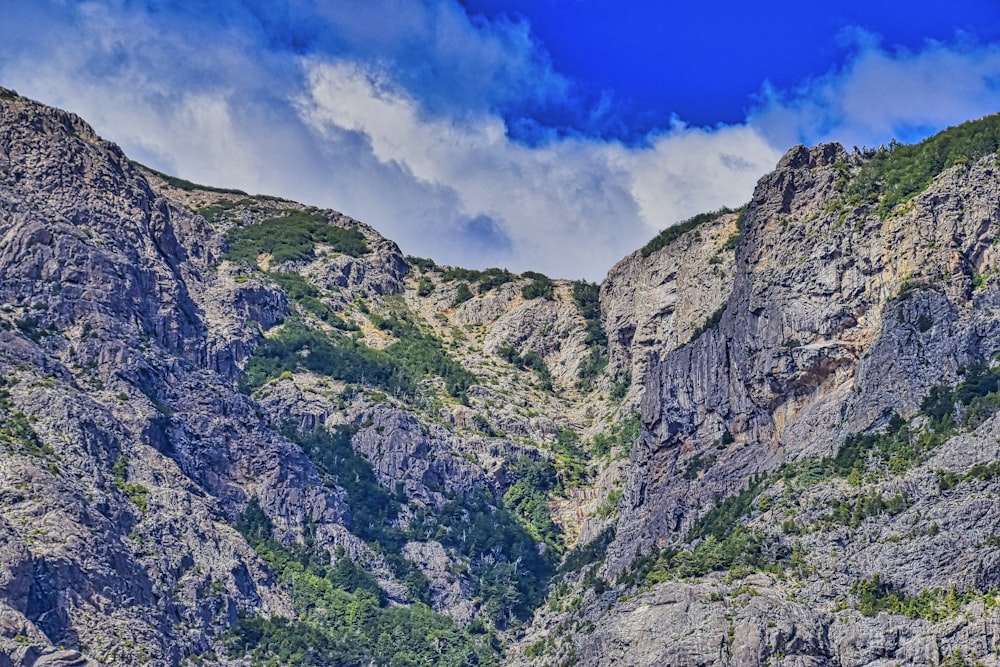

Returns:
511,134,1000,667
7,88,1000,667
0,89,636,665
613,142,1000,568
600,211,739,398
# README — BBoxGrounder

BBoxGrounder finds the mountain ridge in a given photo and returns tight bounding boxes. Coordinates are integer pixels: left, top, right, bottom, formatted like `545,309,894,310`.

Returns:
3,88,1000,666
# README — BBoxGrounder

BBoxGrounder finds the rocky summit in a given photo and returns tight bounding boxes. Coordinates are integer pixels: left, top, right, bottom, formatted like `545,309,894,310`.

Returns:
2,89,1000,667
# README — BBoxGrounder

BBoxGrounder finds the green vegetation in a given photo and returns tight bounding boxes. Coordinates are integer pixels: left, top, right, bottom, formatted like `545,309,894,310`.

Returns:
284,425,429,596
920,361,1000,431
852,574,998,621
559,526,615,574
226,210,369,266
688,304,726,344
229,500,498,666
135,163,248,195
503,457,563,551
268,272,335,321
373,311,477,400
421,491,556,627
241,318,409,395
843,113,1000,217
614,472,783,588
614,360,1000,588
291,426,401,546
498,346,553,391
937,460,1000,491
588,413,641,458
439,267,515,292
575,349,608,391
687,475,768,543
0,388,51,457
821,361,1000,483
618,525,779,588
521,272,554,300
571,281,606,347
594,488,623,518
406,256,437,272
572,281,609,389
550,428,590,488
819,491,910,529
416,276,435,296
640,206,744,258
111,455,150,513
242,313,475,401
196,198,247,221
452,282,474,307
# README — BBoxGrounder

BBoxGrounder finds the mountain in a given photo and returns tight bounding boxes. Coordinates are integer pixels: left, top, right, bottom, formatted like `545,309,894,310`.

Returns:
1,88,1000,667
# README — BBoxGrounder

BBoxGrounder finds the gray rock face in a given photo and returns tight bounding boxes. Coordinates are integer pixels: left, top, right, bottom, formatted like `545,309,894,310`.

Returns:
0,88,620,665
7,89,1000,667
509,141,1000,666
612,143,1000,571
601,211,739,399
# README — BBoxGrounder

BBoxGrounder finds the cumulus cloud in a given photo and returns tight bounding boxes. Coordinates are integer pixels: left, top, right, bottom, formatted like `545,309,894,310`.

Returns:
750,32,1000,149
4,4,1000,280
0,0,780,279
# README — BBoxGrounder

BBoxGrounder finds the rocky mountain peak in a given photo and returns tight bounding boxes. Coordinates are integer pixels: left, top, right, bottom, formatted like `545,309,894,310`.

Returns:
5,91,1000,667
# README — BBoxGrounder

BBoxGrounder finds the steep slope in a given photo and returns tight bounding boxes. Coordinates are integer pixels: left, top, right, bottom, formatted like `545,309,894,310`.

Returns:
0,89,661,666
7,87,1000,667
511,119,1000,666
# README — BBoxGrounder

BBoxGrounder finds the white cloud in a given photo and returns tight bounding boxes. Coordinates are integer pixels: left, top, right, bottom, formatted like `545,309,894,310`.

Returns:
7,5,1000,281
750,33,1000,149
0,1,778,279
296,59,779,277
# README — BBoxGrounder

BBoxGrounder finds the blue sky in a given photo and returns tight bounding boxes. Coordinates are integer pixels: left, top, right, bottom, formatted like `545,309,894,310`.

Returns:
3,1,1000,279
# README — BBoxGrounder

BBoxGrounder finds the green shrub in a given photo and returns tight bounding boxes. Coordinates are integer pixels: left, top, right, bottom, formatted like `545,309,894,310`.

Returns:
241,315,476,401
498,345,553,390
521,273,554,300
230,499,497,666
503,457,563,551
452,282,473,307
851,574,983,621
136,163,248,195
560,526,615,574
269,272,334,321
424,490,556,627
844,113,1000,217
588,413,641,458
640,206,744,257
226,211,369,266
416,276,435,296
241,319,410,395
688,305,726,344
406,255,437,271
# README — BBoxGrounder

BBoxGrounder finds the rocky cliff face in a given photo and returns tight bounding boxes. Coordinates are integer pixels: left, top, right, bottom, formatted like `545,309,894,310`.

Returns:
510,131,1000,666
5,89,1000,667
0,90,642,665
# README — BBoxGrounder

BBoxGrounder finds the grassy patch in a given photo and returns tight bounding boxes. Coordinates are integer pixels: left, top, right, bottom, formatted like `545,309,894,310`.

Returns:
242,314,475,401
229,499,498,666
640,206,743,258
226,210,369,266
135,163,248,195
843,113,1000,217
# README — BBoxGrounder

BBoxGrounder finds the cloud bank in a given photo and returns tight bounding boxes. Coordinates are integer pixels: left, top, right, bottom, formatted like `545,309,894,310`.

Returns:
2,3,1000,279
